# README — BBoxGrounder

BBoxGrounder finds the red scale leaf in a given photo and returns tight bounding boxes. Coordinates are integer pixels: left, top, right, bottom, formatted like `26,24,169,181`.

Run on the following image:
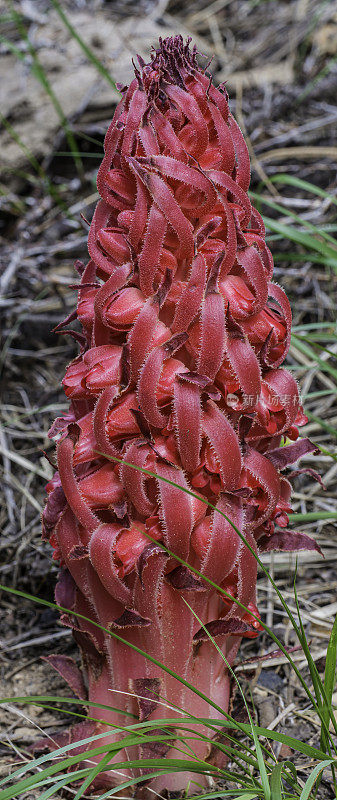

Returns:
140,154,217,215
203,400,242,491
121,441,155,516
174,377,202,473
207,101,235,173
201,495,243,587
89,524,132,604
43,655,87,700
121,87,148,157
224,309,261,407
156,462,193,560
236,246,268,314
138,204,167,296
128,175,149,249
260,529,323,556
57,436,98,534
128,157,194,260
228,114,251,192
172,253,207,334
165,84,209,157
207,169,251,226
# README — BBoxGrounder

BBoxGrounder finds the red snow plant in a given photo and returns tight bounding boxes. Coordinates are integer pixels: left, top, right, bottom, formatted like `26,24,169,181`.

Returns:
43,35,319,797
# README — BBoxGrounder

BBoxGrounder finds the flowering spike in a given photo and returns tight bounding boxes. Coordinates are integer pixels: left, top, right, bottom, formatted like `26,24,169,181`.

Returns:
44,35,319,796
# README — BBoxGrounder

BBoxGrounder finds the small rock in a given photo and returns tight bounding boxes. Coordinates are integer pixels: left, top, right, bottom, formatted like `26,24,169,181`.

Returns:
279,743,293,760
257,669,284,694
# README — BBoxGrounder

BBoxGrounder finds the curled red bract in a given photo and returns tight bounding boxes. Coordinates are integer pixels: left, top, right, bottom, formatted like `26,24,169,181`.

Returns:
43,35,319,797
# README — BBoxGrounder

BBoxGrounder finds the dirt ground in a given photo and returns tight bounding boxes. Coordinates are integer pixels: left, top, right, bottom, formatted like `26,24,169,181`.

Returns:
1,0,337,796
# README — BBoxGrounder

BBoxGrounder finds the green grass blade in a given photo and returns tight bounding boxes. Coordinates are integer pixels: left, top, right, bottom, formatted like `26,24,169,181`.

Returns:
50,0,118,91
297,53,337,103
317,445,337,463
0,726,128,789
262,215,337,267
292,322,336,331
299,760,334,800
292,332,337,360
291,335,337,382
83,770,172,799
268,174,337,207
320,614,337,753
8,3,83,178
72,751,117,800
273,252,337,268
270,761,298,800
22,769,92,800
305,410,337,439
287,511,337,523
293,569,324,712
0,33,26,60
250,190,337,248
292,571,337,764
0,113,67,212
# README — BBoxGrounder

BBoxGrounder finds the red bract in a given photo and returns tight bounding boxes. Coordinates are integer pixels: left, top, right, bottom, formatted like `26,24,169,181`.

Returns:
43,36,320,797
